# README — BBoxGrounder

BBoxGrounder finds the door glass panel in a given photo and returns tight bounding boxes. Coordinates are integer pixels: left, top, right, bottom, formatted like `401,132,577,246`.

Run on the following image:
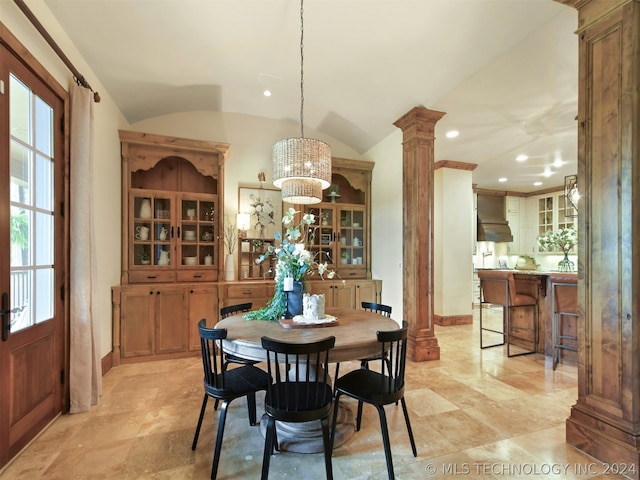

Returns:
35,154,53,210
35,96,53,156
35,268,54,324
35,211,54,265
9,73,55,333
9,140,30,204
9,74,30,144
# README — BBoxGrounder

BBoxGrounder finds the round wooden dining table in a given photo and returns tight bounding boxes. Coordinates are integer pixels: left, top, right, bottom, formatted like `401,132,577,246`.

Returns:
215,307,399,453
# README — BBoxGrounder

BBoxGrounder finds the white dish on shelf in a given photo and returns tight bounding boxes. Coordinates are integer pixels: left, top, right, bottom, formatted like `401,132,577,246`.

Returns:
183,256,197,266
352,223,360,227
183,231,196,240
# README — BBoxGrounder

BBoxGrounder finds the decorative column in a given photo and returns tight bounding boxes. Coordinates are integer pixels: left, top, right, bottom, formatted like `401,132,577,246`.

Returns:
555,0,640,474
394,107,445,361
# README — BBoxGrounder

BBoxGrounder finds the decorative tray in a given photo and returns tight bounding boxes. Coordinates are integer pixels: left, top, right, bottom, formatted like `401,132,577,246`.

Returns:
279,315,339,329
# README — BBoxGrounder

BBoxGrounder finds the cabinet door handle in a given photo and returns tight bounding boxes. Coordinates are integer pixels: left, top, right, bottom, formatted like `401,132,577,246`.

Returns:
193,275,202,278
171,226,174,238
146,276,157,279
177,227,181,238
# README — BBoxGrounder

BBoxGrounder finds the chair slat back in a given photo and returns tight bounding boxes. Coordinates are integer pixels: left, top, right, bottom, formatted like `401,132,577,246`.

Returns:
198,319,228,391
376,321,409,394
261,336,335,413
220,302,253,319
361,301,392,317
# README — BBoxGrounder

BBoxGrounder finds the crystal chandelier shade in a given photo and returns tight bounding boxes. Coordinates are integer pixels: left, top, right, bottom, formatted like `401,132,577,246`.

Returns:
272,0,331,204
272,137,331,204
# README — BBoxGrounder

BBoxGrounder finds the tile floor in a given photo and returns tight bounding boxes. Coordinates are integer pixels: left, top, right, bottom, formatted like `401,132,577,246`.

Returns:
0,311,629,480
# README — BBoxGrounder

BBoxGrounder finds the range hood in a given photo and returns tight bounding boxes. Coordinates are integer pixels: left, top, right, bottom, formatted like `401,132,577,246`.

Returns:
476,194,513,242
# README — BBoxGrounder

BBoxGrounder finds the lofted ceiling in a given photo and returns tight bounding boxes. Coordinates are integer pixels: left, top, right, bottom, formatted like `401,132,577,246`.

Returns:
44,0,578,193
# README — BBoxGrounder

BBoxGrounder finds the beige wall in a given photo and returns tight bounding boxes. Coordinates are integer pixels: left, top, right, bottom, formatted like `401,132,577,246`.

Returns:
363,130,404,318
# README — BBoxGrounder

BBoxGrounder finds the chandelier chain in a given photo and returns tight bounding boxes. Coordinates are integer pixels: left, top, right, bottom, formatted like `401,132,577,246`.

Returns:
299,0,305,138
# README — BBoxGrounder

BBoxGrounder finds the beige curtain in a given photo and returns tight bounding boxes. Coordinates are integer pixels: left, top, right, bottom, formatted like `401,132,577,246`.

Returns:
69,84,102,413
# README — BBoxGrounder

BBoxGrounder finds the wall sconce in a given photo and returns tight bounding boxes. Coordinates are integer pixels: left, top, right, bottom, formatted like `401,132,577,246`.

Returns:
237,213,251,238
564,174,579,217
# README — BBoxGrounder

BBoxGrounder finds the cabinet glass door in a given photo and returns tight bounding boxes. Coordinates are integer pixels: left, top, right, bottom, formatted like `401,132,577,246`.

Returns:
339,208,365,268
306,206,335,267
131,193,171,266
179,196,216,267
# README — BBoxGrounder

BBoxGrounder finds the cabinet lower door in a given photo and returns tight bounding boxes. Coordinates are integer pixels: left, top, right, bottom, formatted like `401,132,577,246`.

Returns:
188,287,218,351
120,289,155,358
334,283,356,308
155,288,188,354
355,282,378,306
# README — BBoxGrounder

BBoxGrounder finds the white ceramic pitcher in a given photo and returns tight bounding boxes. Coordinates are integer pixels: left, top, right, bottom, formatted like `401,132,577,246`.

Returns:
139,199,151,218
158,250,170,265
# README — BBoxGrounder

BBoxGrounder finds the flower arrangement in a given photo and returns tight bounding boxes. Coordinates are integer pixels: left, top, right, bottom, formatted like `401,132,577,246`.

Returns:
244,208,337,321
537,226,577,252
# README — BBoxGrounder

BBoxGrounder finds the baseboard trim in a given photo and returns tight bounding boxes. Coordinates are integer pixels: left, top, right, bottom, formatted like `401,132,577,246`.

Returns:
101,351,113,376
434,314,473,326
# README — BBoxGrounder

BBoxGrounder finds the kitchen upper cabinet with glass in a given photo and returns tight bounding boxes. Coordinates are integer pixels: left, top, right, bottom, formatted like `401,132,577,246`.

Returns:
120,130,229,284
522,191,576,254
302,158,373,280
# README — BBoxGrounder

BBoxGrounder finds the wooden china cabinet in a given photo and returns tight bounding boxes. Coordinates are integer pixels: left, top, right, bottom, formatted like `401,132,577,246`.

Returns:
303,157,373,280
112,130,229,365
301,157,382,306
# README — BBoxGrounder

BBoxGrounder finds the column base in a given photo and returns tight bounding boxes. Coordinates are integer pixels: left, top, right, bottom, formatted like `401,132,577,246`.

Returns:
566,403,640,480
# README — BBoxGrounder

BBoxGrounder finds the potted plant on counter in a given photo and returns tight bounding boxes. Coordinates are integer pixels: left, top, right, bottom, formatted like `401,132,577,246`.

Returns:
537,226,577,272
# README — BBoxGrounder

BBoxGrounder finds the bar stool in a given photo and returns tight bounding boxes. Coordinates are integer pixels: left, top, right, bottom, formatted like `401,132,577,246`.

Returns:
549,273,578,370
478,270,537,357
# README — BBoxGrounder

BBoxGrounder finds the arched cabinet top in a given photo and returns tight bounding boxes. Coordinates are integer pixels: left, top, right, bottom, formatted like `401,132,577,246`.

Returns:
119,129,230,179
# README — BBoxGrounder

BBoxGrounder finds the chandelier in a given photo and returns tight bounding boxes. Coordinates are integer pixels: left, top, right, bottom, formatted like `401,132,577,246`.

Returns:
272,0,331,204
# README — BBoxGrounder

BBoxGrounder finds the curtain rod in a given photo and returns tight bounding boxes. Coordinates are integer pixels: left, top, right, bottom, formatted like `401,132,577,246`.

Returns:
13,0,100,102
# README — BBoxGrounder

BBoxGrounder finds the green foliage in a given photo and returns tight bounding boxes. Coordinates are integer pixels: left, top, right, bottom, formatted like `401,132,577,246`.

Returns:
537,226,577,252
10,208,28,249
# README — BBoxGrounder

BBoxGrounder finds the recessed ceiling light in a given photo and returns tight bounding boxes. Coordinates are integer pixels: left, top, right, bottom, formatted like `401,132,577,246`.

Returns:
498,177,507,182
263,89,272,97
543,168,553,177
534,181,543,186
445,130,459,138
516,154,528,162
553,159,564,168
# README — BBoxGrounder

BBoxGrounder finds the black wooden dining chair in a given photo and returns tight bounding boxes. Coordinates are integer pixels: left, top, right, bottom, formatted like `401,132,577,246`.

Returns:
219,303,258,369
260,335,336,480
333,302,393,419
214,303,260,411
330,320,416,480
359,302,392,369
192,319,270,480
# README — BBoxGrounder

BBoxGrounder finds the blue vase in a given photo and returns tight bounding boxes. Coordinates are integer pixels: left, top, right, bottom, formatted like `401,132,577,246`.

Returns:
286,281,304,317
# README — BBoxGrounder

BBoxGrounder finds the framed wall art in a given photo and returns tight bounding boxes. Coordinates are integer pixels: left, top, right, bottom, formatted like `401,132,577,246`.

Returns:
238,187,282,239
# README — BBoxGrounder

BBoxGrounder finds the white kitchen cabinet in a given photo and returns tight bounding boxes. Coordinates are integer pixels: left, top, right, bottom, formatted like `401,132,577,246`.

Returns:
522,191,576,253
506,196,522,254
